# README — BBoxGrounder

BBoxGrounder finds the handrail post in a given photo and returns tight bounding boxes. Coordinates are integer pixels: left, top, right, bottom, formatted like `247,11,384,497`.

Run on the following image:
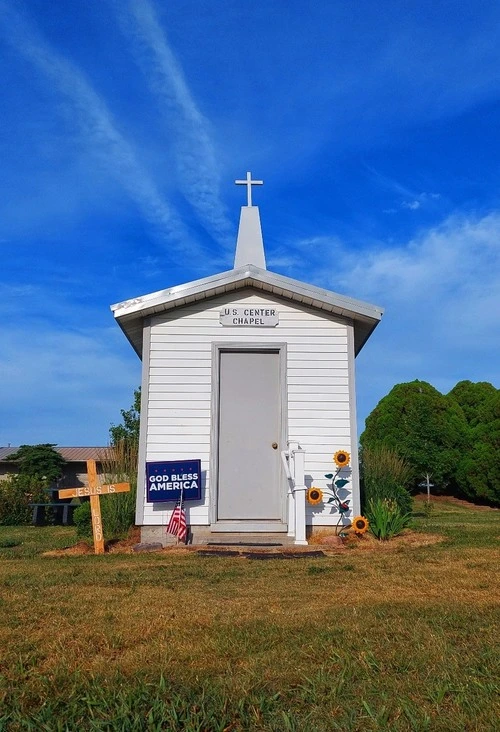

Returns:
292,447,308,545
284,442,298,538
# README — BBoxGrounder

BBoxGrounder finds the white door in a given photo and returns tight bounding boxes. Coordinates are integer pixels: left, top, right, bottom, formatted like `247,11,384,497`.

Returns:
216,350,285,529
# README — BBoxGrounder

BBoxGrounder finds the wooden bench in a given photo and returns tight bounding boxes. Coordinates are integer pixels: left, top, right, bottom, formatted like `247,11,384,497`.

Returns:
29,502,77,526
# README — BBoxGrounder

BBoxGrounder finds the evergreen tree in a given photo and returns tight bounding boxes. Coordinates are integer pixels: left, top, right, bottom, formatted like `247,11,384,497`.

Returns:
451,386,500,504
448,380,498,427
360,380,468,492
6,444,65,484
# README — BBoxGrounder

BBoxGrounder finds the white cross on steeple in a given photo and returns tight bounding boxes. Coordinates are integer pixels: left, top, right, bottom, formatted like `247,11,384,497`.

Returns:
235,171,263,207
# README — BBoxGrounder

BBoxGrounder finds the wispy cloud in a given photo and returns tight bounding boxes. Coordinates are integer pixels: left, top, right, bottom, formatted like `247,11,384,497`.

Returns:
297,212,500,340
0,1,201,256
364,164,417,200
401,192,441,211
340,212,500,311
365,164,441,213
284,210,500,427
114,0,234,249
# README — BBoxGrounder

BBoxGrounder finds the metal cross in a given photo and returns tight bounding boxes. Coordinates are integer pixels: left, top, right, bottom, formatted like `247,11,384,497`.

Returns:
235,171,263,207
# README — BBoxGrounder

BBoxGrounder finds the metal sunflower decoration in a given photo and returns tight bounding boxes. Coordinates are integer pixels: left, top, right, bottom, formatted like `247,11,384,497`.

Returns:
306,487,323,505
333,450,350,468
352,515,369,535
325,451,351,508
307,449,353,530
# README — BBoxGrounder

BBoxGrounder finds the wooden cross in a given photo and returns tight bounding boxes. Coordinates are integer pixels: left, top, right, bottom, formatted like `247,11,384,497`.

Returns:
58,459,130,555
235,171,263,207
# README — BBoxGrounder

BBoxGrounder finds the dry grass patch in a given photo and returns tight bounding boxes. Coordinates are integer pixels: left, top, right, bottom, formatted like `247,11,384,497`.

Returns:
343,527,445,550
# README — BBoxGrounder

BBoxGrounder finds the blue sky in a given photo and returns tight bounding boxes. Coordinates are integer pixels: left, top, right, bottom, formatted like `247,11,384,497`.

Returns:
1,0,499,446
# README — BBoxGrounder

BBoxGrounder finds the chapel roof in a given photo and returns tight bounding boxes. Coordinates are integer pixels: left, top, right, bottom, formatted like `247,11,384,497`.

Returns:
111,264,383,358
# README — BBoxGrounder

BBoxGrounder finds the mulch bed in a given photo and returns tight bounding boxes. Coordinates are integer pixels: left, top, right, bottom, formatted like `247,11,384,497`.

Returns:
42,528,445,557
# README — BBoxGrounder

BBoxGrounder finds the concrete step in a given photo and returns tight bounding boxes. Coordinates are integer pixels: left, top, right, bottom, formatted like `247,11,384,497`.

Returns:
190,529,296,547
140,525,298,548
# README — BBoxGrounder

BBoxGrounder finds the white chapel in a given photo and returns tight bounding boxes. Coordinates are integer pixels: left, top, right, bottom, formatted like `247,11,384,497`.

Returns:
111,174,383,545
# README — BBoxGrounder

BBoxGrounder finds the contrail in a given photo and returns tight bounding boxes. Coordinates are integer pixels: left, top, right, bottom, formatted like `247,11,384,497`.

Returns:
0,1,202,256
116,0,234,250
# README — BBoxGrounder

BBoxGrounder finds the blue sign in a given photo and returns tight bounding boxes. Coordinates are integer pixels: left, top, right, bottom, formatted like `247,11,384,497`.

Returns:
146,459,201,503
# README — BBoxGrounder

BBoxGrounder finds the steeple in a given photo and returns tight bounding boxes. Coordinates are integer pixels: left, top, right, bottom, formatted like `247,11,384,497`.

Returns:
234,172,266,269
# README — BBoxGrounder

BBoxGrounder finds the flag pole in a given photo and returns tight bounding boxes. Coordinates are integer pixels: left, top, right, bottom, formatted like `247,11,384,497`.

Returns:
177,482,185,545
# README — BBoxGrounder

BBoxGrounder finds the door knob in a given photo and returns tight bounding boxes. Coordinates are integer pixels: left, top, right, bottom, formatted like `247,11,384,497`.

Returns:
272,442,278,449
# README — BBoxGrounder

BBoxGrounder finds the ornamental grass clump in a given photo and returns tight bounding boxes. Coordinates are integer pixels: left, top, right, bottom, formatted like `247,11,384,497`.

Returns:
366,498,411,541
98,440,138,538
360,444,413,515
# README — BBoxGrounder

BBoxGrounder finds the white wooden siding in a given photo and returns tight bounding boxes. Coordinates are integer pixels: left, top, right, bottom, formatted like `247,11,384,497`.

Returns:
143,288,355,527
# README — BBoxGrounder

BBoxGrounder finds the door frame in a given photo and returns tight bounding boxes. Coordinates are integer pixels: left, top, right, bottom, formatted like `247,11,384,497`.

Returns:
209,342,288,531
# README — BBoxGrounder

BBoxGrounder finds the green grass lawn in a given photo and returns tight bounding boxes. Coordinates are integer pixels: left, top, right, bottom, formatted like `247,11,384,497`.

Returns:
0,499,499,731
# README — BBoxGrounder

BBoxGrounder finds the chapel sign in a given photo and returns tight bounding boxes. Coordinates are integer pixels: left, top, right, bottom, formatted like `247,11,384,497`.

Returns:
220,306,279,327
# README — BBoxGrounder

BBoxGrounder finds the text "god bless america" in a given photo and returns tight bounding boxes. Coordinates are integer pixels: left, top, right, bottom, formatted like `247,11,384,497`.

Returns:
148,471,199,491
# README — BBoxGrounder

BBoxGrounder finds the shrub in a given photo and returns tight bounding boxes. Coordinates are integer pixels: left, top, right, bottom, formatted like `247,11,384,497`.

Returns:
360,444,413,514
0,474,47,525
360,380,468,492
73,501,92,539
366,498,411,541
453,390,500,505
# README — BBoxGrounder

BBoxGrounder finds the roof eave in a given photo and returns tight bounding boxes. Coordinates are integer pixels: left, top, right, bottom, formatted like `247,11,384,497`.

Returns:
112,265,384,358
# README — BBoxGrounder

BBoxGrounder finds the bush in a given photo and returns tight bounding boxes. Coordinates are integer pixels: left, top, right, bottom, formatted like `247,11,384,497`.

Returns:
360,380,468,492
453,390,500,505
73,489,136,542
360,444,413,515
73,501,92,539
0,474,47,525
366,498,411,540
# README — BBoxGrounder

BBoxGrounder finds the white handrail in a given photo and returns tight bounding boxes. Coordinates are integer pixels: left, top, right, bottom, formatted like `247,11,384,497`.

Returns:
281,442,308,546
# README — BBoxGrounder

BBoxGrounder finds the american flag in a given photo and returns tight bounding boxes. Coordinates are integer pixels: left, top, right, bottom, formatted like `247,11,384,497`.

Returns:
166,503,188,542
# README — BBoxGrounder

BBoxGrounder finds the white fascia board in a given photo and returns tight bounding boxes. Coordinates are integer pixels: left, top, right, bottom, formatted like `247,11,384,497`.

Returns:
111,265,383,322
